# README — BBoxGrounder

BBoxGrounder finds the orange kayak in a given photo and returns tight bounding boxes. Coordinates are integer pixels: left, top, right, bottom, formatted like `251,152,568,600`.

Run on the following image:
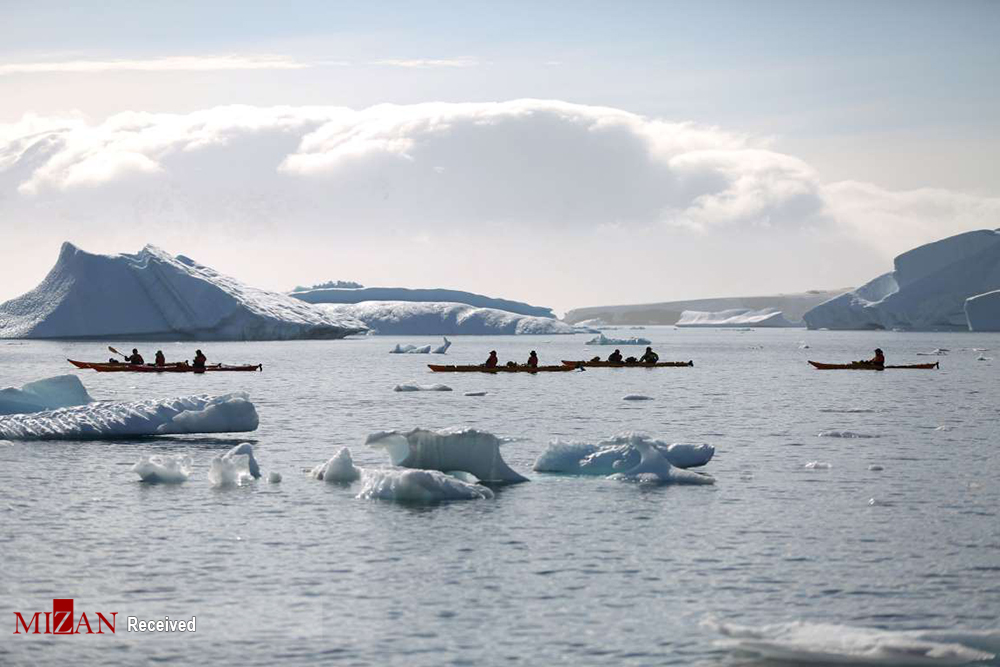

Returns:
68,359,262,373
428,364,575,373
808,361,938,371
562,360,693,368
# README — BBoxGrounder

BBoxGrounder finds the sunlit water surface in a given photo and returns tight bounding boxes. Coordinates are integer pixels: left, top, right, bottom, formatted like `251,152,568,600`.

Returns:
1,329,998,665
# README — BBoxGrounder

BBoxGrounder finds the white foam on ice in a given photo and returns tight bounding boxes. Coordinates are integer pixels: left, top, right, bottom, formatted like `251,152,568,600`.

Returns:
0,243,366,340
0,392,258,440
818,430,879,439
312,447,362,483
393,383,453,392
132,454,193,484
533,433,715,484
356,468,494,502
705,618,998,665
366,428,529,483
317,301,574,335
0,375,93,415
585,333,652,345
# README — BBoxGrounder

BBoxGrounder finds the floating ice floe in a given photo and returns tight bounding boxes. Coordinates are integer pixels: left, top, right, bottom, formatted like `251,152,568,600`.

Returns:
533,433,715,484
464,391,488,397
132,454,193,484
818,430,879,439
366,428,529,483
208,443,260,487
312,447,362,483
357,468,494,502
585,333,652,346
804,461,832,470
393,383,453,392
0,392,258,440
622,394,654,401
917,348,950,356
390,337,452,354
0,375,93,415
706,618,998,665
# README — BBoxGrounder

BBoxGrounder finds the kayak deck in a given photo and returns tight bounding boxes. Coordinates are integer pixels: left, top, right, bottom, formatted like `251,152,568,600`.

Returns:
68,359,262,373
428,364,575,373
562,360,693,368
808,361,939,370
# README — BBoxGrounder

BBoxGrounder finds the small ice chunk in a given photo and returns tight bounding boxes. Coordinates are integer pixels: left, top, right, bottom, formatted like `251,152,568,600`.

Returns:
312,447,362,483
818,430,878,439
804,461,832,470
267,471,282,483
464,391,488,397
208,452,252,487
868,464,885,471
357,468,494,502
367,428,528,483
393,383,453,392
622,394,654,401
226,442,260,479
132,455,192,484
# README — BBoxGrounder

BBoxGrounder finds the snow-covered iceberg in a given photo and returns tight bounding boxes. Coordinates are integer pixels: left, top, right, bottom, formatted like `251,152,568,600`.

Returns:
390,337,451,354
676,308,797,327
533,433,715,484
0,375,92,415
291,286,555,318
965,289,1000,331
584,333,652,345
357,468,495,502
0,243,367,340
316,301,575,335
366,428,529,483
706,618,999,665
0,392,258,440
804,229,1000,331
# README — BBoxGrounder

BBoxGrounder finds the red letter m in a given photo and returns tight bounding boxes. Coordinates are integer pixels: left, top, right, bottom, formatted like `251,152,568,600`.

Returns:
13,612,41,634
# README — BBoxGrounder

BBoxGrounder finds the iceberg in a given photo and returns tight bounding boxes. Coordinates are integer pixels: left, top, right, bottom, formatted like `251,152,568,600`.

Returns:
533,433,715,484
316,301,575,335
393,383,453,392
366,428,529,483
132,454,193,484
706,618,998,665
208,450,253,488
0,375,92,415
312,447,363,483
584,333,652,345
0,243,367,340
390,337,451,354
356,468,495,502
291,286,555,318
0,392,258,440
676,308,798,327
965,289,1000,331
804,229,1000,331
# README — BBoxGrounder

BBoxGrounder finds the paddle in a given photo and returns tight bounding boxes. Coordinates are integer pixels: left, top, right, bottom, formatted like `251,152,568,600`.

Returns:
108,345,127,359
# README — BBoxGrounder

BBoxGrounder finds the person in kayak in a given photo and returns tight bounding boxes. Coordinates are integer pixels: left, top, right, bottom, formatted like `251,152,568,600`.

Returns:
526,351,539,368
484,351,499,368
608,349,623,363
192,349,207,369
865,348,885,368
639,347,659,364
155,350,166,367
126,349,145,365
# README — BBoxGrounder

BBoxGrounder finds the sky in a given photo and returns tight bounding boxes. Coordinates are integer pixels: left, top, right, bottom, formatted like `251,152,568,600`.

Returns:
1,0,998,313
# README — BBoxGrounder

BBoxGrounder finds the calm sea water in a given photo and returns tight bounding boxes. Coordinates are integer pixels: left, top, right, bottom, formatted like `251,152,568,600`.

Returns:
1,329,998,665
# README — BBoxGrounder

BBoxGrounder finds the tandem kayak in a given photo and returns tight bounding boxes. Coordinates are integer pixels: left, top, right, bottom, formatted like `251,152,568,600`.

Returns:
561,360,693,368
68,359,262,373
808,361,939,371
428,364,576,373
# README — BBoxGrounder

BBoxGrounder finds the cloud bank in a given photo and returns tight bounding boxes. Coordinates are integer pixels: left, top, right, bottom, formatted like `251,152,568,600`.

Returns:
1,100,997,307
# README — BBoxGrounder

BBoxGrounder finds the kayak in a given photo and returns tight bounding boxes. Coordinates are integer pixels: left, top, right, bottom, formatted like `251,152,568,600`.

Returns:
68,359,262,373
562,360,693,368
428,364,576,373
808,361,939,371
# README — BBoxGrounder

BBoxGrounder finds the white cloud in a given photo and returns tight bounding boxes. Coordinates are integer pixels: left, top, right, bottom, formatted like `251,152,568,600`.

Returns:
0,54,310,75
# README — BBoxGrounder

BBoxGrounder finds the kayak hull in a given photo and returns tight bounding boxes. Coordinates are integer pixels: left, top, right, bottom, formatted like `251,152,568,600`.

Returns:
68,359,262,373
428,364,575,373
562,360,693,368
808,361,939,370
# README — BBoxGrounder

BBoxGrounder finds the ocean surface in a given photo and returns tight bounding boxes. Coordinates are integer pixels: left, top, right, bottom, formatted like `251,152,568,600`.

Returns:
1,328,998,665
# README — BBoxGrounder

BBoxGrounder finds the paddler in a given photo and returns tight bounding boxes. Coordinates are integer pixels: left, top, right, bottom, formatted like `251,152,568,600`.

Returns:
526,351,539,368
192,349,207,369
639,346,659,364
865,348,885,368
484,350,499,368
126,348,145,365
607,349,623,363
154,350,166,367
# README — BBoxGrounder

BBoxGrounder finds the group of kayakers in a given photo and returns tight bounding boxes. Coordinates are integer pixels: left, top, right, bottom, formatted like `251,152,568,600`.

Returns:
115,348,208,369
481,346,664,368
483,350,542,368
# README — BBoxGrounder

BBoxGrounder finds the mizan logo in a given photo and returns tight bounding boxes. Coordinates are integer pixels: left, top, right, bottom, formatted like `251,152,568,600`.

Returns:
13,599,117,635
